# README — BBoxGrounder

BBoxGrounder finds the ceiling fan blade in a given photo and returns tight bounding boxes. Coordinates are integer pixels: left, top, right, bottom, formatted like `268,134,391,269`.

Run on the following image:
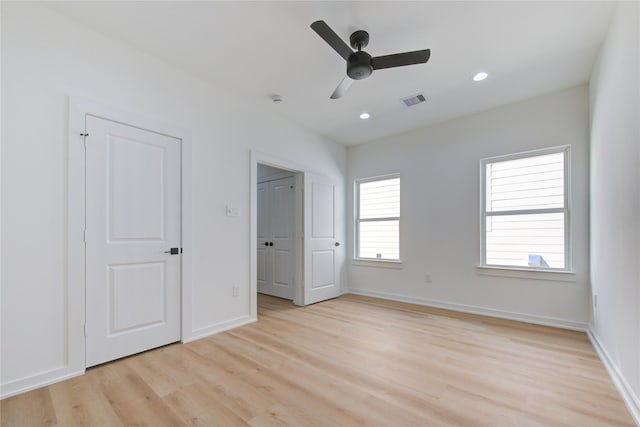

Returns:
330,76,354,99
371,49,431,70
311,20,353,61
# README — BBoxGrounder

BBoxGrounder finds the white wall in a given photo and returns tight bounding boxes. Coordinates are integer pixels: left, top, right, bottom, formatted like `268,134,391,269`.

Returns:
0,3,346,396
348,86,590,329
589,2,640,422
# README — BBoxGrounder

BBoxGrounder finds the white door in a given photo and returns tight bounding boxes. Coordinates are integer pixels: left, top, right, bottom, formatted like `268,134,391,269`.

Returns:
85,116,181,367
256,182,270,293
257,177,295,299
304,173,341,305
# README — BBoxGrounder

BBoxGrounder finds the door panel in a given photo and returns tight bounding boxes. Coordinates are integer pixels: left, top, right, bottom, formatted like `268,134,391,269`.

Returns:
256,183,268,288
256,249,267,283
109,136,165,240
273,250,291,287
311,251,335,289
271,180,293,237
85,115,181,367
109,263,166,333
304,173,340,305
311,182,335,238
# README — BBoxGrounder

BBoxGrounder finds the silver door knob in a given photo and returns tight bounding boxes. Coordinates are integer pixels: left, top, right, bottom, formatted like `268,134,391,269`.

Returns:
334,242,341,247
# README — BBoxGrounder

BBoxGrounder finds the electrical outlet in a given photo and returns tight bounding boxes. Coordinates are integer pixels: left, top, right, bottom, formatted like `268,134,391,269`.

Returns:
232,286,240,298
424,274,432,284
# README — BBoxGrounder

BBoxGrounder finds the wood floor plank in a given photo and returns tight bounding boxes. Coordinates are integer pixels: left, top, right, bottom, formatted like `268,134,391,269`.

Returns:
1,293,634,426
0,387,57,426
47,373,122,426
163,382,249,427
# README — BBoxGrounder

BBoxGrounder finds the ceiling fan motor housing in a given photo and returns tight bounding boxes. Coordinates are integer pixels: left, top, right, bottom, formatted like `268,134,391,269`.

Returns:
347,51,373,80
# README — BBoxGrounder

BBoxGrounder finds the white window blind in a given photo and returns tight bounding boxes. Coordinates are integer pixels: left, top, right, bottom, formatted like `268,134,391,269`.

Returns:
356,176,400,260
482,147,569,270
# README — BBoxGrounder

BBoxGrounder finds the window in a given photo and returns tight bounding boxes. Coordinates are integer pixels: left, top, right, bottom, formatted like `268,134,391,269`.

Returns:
355,175,400,261
481,146,569,270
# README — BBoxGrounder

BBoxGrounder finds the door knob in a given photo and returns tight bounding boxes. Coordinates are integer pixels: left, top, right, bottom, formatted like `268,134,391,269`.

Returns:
269,242,274,246
264,242,269,246
335,242,341,247
164,248,180,255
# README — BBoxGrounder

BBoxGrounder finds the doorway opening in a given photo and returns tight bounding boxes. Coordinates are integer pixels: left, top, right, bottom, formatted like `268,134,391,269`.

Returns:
250,151,341,320
256,163,304,307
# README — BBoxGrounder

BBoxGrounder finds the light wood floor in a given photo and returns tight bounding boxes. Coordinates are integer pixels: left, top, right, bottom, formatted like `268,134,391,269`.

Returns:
1,294,634,426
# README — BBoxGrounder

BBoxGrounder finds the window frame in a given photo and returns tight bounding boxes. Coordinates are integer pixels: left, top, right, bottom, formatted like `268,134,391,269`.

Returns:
480,146,571,272
354,173,401,262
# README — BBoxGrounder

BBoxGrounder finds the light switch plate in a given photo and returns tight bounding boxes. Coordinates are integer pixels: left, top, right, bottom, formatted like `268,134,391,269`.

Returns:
226,205,240,217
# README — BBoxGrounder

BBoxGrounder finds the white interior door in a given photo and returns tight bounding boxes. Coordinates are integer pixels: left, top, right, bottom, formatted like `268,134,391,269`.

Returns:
85,115,181,367
256,182,269,291
304,173,340,305
257,176,295,299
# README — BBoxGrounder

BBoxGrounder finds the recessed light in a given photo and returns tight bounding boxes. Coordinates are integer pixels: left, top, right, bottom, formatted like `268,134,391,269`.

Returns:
473,72,488,82
359,112,370,119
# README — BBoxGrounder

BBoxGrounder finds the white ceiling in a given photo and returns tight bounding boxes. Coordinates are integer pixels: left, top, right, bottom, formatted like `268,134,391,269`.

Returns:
50,1,615,146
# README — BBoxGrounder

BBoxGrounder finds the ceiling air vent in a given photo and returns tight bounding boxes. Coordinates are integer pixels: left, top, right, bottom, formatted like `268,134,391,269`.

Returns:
401,93,427,107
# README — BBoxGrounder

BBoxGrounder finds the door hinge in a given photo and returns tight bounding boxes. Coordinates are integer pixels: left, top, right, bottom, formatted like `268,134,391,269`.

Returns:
84,323,87,337
83,229,87,243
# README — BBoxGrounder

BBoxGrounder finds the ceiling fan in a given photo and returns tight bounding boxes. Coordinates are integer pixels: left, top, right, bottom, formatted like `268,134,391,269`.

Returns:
310,20,431,99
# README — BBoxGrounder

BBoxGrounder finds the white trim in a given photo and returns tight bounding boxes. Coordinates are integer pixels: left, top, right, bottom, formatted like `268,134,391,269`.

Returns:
480,145,572,164
67,98,88,379
257,170,295,183
588,329,640,425
347,288,588,331
352,259,404,269
183,316,256,343
67,97,193,376
475,266,577,282
1,367,84,399
486,207,566,217
180,132,193,342
355,172,401,184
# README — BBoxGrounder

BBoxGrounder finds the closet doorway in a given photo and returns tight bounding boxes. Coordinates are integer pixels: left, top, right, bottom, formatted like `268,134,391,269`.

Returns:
257,164,302,302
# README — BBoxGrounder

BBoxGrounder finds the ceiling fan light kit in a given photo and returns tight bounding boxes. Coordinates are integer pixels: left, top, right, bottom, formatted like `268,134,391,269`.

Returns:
310,20,431,99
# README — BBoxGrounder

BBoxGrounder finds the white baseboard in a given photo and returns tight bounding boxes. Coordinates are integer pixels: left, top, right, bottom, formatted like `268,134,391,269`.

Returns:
588,329,640,426
347,288,588,331
1,366,85,400
184,315,256,343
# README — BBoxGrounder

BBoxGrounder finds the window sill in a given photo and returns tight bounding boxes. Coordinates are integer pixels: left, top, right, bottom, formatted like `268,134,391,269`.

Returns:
352,259,403,269
476,266,576,282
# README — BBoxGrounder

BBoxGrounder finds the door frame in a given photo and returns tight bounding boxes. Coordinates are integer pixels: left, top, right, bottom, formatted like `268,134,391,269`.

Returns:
250,151,304,313
68,97,192,373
